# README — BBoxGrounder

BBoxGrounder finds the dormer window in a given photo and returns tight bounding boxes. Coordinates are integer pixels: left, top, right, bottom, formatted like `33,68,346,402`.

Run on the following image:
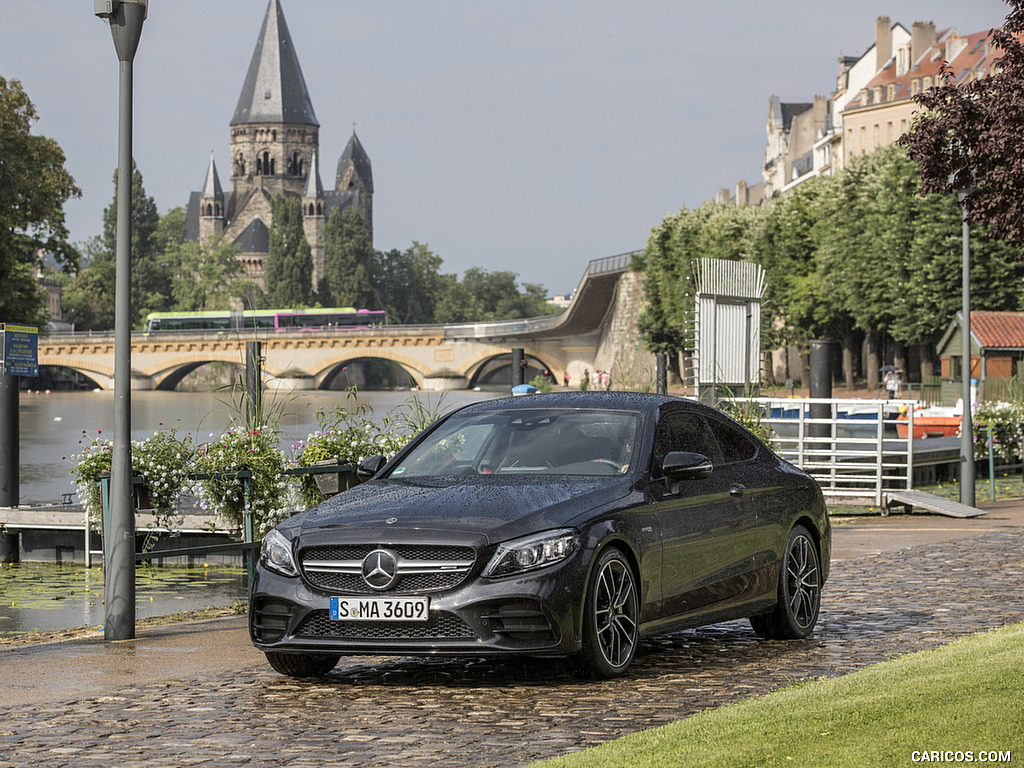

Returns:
897,47,909,76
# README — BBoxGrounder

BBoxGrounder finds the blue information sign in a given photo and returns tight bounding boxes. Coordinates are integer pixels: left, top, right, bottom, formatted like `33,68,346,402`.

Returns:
1,324,39,377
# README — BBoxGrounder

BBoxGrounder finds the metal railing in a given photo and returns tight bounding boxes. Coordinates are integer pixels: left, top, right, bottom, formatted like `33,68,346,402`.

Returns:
730,397,918,506
96,462,357,588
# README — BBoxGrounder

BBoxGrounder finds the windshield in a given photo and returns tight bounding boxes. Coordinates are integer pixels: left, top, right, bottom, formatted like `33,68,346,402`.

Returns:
388,408,640,478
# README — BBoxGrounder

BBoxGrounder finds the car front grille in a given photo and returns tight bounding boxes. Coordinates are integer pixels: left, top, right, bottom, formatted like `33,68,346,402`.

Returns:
295,609,476,640
300,544,476,594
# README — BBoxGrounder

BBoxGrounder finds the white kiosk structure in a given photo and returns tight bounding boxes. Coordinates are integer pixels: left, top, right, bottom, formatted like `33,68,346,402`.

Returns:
693,258,766,401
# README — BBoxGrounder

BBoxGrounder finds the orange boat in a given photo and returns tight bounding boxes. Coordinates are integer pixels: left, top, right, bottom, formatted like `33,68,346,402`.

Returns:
895,407,961,439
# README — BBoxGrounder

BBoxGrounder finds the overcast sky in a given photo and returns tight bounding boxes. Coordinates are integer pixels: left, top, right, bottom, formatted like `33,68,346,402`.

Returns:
0,0,1011,296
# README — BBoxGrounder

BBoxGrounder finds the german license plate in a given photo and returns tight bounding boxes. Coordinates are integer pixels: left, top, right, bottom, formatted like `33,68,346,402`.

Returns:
330,596,429,622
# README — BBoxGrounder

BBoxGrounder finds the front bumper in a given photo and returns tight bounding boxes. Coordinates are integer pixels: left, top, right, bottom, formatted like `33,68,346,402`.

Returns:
249,553,589,658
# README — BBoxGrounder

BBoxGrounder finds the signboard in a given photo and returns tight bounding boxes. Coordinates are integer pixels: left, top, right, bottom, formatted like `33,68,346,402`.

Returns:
0,324,39,377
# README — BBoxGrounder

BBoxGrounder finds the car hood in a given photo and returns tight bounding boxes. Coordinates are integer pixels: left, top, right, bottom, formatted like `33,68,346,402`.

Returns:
296,475,633,543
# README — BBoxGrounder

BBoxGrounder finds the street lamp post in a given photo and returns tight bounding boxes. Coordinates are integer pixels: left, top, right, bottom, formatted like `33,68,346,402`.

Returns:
957,187,975,508
94,0,148,641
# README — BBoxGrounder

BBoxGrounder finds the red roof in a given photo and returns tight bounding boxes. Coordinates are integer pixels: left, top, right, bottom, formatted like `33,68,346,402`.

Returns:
970,311,1024,349
846,27,994,113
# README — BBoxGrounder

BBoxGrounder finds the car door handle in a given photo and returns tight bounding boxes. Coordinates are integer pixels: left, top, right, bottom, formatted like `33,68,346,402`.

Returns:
729,484,746,498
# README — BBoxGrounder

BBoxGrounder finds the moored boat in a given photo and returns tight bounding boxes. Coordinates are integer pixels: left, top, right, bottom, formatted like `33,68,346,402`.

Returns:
896,404,962,439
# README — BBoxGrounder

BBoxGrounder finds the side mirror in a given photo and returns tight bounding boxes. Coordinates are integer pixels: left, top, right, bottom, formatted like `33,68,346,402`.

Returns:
662,451,713,482
356,454,388,481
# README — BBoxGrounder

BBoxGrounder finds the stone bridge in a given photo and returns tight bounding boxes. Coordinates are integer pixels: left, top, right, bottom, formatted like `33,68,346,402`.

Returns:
38,254,654,392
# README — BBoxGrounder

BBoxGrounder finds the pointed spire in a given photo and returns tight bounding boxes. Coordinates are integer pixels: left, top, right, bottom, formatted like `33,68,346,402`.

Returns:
201,151,223,199
231,0,319,127
304,150,324,198
336,130,373,192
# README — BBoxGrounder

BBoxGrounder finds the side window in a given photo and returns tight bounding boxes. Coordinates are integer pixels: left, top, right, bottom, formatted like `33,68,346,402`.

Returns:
653,411,723,470
707,417,758,463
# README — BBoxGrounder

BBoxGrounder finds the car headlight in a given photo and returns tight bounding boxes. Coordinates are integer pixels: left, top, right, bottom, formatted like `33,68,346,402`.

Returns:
483,529,579,578
260,529,299,577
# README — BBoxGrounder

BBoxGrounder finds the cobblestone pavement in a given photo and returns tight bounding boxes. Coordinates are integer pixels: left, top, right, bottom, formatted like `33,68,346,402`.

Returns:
1,529,1022,767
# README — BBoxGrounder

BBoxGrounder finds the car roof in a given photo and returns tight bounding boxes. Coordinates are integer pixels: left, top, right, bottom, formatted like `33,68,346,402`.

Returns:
448,391,713,417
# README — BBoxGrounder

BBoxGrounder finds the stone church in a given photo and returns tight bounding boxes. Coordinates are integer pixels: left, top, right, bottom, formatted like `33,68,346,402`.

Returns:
183,0,373,293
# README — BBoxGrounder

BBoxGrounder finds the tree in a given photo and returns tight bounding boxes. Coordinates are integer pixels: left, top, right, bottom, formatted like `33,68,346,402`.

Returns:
899,1,1024,246
0,76,80,328
62,163,172,329
265,194,312,307
59,237,115,331
104,162,169,325
637,202,763,364
168,236,249,312
370,242,446,324
428,267,556,324
320,206,376,309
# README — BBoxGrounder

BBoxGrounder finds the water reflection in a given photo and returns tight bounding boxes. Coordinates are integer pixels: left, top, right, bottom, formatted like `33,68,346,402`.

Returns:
0,562,248,637
19,389,497,505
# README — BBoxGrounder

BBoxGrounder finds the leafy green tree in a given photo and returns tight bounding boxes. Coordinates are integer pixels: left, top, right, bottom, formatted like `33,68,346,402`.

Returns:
168,236,249,311
638,203,762,365
0,76,80,329
429,267,556,324
59,237,114,331
432,273,480,323
101,161,168,325
899,1,1024,247
320,206,376,308
265,194,312,307
755,174,863,387
62,163,171,329
370,242,446,324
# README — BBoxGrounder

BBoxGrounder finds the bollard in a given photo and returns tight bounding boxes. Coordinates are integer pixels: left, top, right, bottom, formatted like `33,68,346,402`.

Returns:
511,348,524,387
0,373,19,509
808,340,833,443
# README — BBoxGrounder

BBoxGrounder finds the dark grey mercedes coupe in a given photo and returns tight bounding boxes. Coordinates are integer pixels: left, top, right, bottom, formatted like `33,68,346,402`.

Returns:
250,391,830,679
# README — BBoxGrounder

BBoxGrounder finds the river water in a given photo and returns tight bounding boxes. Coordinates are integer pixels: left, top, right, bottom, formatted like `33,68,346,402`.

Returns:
3,388,498,637
16,388,498,506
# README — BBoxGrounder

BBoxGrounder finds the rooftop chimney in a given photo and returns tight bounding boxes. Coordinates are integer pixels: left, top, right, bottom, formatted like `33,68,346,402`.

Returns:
876,17,893,72
911,21,937,67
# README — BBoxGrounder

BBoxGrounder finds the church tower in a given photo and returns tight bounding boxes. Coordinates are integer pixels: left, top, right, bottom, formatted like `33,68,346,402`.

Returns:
185,0,374,295
336,131,374,238
198,152,225,242
227,0,319,215
302,150,326,288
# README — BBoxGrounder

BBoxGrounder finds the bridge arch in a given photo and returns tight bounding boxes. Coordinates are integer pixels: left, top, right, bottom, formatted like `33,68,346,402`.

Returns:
39,356,115,390
459,348,562,389
145,353,249,391
307,349,431,390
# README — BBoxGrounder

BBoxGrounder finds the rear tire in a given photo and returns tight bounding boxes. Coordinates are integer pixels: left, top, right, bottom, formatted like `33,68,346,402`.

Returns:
265,651,340,678
750,524,821,640
575,548,639,679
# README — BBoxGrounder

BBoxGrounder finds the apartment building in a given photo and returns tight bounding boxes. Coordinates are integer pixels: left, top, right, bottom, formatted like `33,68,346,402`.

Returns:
732,16,997,205
841,21,996,166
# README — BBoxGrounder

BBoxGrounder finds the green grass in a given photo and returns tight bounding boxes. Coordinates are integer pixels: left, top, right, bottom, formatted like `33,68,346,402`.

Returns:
527,622,1024,768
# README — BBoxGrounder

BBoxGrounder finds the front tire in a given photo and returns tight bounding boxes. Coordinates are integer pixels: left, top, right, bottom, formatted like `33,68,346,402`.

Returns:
750,524,821,640
576,548,639,679
265,651,340,678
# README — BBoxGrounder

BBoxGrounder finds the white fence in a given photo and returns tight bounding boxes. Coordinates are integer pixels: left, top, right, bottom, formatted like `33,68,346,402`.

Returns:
735,398,920,506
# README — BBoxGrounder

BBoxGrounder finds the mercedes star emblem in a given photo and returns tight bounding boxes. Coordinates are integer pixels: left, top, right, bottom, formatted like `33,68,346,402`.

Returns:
361,549,399,591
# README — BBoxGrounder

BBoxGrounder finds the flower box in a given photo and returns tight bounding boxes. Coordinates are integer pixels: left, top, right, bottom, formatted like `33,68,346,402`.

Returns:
312,459,356,496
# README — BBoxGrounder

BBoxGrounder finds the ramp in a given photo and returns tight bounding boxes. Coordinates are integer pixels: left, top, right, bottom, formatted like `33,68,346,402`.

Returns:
884,490,987,518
